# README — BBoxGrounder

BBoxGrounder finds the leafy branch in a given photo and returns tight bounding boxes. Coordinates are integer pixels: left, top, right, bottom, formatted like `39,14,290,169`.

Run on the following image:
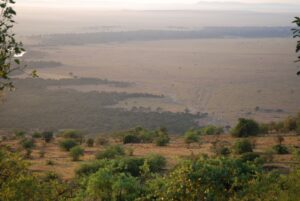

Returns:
292,17,300,75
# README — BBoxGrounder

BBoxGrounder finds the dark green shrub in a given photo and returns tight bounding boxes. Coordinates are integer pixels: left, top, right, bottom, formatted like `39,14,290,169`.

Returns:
42,131,54,143
123,134,141,144
86,138,94,147
283,116,297,132
231,118,260,137
240,152,260,162
233,139,253,154
272,145,289,155
70,146,84,161
59,139,78,151
60,130,84,143
146,154,167,172
201,125,224,135
76,160,107,177
259,123,269,134
184,130,199,145
154,128,170,146
216,146,231,156
95,145,125,159
20,138,35,150
117,157,145,177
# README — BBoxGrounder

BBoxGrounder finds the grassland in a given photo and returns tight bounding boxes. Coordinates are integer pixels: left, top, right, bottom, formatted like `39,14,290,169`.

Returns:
1,133,299,180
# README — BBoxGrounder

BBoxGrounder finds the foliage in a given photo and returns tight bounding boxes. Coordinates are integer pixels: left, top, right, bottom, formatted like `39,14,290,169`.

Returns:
272,144,289,155
154,128,170,146
59,130,84,144
59,139,78,151
70,146,84,161
184,129,200,145
240,152,261,162
42,131,53,143
145,154,166,173
95,136,109,146
32,132,42,138
259,123,269,134
0,0,27,90
233,139,253,154
95,145,125,159
201,125,224,135
15,130,25,138
86,138,94,147
292,17,300,75
231,118,260,137
20,138,35,150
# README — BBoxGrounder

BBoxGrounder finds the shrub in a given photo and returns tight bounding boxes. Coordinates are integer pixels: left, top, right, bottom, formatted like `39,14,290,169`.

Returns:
32,132,42,138
231,118,260,137
184,130,199,145
20,138,35,150
46,160,54,166
146,154,167,172
42,131,54,143
216,146,231,156
95,137,109,146
86,138,94,147
70,146,84,161
272,145,289,155
76,160,107,177
240,152,260,162
123,134,141,144
59,139,78,151
233,139,253,154
60,130,84,144
259,123,269,134
15,131,26,138
117,157,145,177
283,116,297,132
154,128,170,146
95,145,125,159
201,125,224,135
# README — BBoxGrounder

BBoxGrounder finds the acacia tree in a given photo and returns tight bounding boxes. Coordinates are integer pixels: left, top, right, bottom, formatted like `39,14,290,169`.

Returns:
292,17,300,75
0,0,36,90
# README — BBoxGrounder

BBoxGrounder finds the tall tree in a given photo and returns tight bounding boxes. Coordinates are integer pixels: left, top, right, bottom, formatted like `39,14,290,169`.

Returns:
292,17,300,75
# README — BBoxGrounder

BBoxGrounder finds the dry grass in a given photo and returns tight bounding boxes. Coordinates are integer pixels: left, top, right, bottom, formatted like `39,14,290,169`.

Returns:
1,134,300,180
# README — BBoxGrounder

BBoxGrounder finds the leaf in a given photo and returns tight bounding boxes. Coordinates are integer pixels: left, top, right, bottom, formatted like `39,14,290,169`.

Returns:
14,59,20,64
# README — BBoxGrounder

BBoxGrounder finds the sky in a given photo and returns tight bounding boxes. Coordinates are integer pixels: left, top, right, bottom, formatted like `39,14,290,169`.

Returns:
18,0,300,12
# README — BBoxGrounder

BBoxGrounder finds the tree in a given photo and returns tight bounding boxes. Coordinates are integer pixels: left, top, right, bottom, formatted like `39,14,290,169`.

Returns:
0,0,36,90
20,138,35,158
292,17,300,75
86,138,94,147
70,146,84,161
231,118,260,137
59,139,78,151
184,129,200,146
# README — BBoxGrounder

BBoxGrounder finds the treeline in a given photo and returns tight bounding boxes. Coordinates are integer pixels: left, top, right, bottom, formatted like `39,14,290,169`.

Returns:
0,78,202,134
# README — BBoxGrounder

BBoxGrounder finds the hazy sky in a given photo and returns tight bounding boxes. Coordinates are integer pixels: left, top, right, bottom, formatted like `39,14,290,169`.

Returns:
19,0,300,12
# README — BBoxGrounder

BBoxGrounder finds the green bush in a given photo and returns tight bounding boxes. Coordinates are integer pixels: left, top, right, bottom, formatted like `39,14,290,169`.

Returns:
154,128,170,146
146,154,166,172
240,152,260,162
214,145,231,156
86,138,94,147
123,134,141,144
184,130,199,145
42,131,53,143
272,144,289,155
233,139,253,154
259,123,269,134
70,146,84,161
59,139,78,151
283,116,297,132
20,138,35,150
231,118,260,137
201,125,224,135
95,145,125,159
15,131,26,138
59,130,84,143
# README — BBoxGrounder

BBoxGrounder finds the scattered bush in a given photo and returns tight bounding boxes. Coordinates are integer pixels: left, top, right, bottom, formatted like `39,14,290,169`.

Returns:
42,131,54,143
70,146,84,161
123,134,141,144
95,145,125,159
15,131,26,138
233,139,253,154
59,130,84,144
59,139,78,151
231,118,260,137
272,145,289,155
86,138,94,147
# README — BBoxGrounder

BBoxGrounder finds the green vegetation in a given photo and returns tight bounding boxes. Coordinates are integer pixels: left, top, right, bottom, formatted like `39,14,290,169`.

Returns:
95,145,126,159
70,146,84,161
231,118,260,137
154,128,170,146
86,138,94,147
184,129,200,145
59,139,78,151
233,139,254,154
292,17,300,75
42,131,53,143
